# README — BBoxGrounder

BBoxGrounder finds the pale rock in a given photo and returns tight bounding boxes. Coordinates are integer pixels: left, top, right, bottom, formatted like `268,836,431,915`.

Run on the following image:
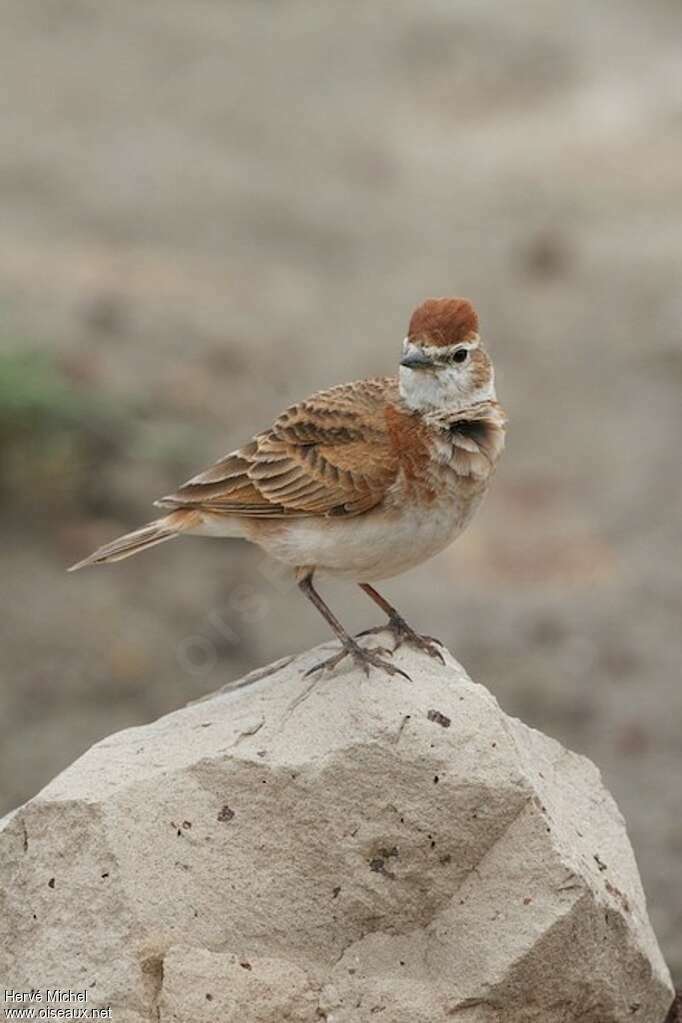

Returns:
0,640,673,1022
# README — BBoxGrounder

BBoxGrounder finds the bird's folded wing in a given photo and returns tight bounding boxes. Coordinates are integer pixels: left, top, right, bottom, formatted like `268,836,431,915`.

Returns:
156,377,400,519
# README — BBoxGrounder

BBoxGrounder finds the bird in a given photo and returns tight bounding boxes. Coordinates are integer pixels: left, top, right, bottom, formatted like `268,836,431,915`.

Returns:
70,297,506,680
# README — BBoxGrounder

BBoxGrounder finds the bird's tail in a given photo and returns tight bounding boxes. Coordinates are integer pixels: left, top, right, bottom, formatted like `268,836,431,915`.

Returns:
67,510,200,571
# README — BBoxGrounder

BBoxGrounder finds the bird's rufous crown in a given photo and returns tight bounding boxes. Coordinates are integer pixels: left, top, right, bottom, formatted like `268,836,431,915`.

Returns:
408,297,479,348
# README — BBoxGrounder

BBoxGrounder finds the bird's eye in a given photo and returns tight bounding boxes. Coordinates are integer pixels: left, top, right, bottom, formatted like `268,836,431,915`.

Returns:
452,349,468,364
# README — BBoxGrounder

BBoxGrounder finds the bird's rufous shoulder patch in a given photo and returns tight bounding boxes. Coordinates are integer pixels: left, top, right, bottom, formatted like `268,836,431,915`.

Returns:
384,403,435,498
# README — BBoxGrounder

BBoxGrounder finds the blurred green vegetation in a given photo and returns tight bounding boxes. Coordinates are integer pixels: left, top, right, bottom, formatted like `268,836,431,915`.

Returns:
0,349,130,518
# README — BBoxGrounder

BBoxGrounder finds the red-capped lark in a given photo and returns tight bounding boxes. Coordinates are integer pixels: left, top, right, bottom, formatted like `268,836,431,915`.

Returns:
71,298,506,680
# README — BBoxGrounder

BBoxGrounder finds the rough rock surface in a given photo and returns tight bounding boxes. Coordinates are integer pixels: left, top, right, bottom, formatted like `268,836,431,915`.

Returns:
0,640,673,1022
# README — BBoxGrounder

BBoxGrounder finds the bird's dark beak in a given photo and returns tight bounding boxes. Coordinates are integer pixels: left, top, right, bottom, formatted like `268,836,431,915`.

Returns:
400,349,434,370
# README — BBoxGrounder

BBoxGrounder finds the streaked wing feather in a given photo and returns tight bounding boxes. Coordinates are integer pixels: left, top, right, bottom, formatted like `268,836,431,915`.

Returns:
156,377,400,519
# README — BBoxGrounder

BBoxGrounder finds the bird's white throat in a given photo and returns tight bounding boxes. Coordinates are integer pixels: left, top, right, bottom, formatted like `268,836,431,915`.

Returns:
399,363,496,413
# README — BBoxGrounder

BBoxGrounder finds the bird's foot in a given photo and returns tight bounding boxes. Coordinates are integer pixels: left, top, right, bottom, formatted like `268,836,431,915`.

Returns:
358,615,445,664
304,637,411,681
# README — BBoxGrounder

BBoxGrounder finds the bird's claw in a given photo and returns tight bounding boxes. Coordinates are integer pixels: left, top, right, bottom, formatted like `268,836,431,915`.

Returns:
305,639,411,681
357,618,445,664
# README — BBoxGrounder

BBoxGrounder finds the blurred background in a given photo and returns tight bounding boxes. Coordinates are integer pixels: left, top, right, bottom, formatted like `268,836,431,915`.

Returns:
0,0,680,981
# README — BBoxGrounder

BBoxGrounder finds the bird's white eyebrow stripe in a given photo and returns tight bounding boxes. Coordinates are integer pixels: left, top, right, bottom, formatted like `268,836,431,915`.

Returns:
404,339,478,358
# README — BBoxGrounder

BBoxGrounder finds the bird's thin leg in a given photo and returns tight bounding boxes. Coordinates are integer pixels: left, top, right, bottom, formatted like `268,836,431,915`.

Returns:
297,572,410,681
357,583,444,663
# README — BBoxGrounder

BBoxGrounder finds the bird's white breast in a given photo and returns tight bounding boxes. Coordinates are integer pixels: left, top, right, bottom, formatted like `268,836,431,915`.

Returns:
243,485,485,583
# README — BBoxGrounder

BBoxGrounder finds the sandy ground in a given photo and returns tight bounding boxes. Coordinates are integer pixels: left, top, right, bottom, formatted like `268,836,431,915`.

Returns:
0,0,681,982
